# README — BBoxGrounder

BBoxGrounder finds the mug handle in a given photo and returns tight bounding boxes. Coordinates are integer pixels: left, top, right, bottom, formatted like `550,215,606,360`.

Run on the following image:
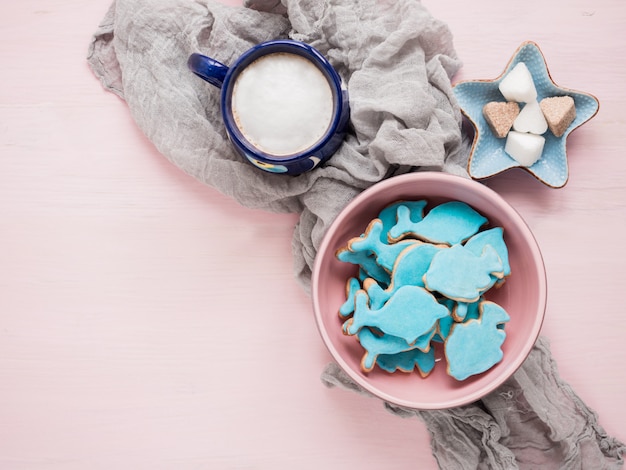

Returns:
187,53,229,89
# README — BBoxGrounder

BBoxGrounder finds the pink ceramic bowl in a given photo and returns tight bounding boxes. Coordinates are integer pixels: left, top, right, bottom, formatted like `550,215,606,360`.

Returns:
311,172,546,409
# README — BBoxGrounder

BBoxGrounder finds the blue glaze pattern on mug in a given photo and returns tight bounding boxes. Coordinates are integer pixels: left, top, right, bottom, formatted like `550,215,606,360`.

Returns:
244,153,289,173
188,39,350,176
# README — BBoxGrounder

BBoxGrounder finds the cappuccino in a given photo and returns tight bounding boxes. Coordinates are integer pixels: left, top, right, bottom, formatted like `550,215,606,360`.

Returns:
232,52,334,157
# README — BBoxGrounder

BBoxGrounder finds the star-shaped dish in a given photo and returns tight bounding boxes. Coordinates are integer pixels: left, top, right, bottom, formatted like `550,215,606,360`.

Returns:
453,41,599,188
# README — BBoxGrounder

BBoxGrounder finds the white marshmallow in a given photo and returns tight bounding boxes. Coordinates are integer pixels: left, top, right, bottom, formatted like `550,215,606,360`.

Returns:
498,62,537,103
504,131,545,167
513,100,548,135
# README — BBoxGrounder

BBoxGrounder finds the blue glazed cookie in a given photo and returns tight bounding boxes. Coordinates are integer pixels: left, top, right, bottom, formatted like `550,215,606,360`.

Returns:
464,227,511,279
348,219,418,272
335,198,512,379
356,327,414,372
445,301,510,380
378,200,428,236
336,246,391,286
338,277,362,319
388,201,488,245
377,346,436,377
364,242,443,310
423,244,504,302
344,285,449,345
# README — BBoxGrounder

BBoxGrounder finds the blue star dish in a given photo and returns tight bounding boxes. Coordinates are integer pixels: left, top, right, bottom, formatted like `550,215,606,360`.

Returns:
453,41,599,188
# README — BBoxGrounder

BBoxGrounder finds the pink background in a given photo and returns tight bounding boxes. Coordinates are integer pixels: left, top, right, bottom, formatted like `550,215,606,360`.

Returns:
1,0,624,468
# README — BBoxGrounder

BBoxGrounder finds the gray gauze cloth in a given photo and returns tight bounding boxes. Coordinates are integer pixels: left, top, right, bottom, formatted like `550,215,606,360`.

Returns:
87,0,625,468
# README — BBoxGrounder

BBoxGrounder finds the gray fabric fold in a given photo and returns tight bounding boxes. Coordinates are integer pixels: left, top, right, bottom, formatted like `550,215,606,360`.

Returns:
87,0,624,468
87,0,468,291
322,337,625,469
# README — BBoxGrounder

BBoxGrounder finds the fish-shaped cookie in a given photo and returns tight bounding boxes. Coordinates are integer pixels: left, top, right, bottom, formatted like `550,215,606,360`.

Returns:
363,242,444,309
344,285,449,345
423,244,504,303
464,227,511,279
377,346,436,377
338,277,362,319
348,219,418,272
336,246,391,286
388,201,487,245
378,200,428,237
356,328,412,372
445,301,510,380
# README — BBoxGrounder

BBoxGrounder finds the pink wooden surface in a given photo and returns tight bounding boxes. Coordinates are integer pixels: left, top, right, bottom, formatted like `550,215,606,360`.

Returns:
1,0,624,468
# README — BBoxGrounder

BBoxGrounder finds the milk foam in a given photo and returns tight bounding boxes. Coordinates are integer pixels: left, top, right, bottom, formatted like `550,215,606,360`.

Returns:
232,52,334,157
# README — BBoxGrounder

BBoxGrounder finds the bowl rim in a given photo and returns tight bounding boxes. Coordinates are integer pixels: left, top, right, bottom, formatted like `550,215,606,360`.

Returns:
311,172,547,409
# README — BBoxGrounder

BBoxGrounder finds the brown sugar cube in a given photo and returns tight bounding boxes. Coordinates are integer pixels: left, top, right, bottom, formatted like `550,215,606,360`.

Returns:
482,102,520,138
540,96,576,137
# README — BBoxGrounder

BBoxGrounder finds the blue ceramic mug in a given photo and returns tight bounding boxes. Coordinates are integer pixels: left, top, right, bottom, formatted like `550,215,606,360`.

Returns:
188,40,350,175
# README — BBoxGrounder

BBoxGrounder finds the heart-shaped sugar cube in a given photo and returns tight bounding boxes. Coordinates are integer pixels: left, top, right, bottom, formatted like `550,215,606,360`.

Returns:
498,62,537,103
513,100,548,135
483,101,520,138
540,96,576,137
505,131,545,167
